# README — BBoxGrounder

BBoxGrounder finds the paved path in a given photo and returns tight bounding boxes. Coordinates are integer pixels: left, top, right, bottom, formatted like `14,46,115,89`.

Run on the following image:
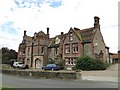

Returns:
80,64,119,82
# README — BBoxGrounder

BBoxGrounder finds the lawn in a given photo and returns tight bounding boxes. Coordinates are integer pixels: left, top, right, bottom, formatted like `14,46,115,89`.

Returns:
1,88,20,90
0,64,13,70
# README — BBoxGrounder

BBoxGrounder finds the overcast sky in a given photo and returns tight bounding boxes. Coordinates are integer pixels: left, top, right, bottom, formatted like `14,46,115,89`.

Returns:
0,0,119,53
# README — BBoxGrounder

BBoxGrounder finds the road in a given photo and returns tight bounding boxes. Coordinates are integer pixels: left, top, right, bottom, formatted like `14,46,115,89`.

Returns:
1,74,118,88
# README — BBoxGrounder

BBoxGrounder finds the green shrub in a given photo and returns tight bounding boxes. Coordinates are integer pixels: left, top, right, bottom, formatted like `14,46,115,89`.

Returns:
72,66,77,70
76,56,109,70
57,60,65,69
2,64,12,69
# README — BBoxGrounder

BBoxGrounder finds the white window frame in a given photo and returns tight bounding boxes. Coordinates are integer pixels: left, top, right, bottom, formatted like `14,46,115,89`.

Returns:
65,44,70,53
106,49,108,55
69,32,73,41
72,43,78,53
65,58,76,65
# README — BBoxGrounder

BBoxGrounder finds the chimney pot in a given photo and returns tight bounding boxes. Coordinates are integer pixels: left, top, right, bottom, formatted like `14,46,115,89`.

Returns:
61,32,64,35
24,30,26,36
47,27,49,34
94,16,100,28
47,27,49,39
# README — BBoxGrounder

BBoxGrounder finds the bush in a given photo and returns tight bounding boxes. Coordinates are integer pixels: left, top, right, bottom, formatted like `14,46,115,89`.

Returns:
57,60,65,69
72,66,77,70
76,56,109,70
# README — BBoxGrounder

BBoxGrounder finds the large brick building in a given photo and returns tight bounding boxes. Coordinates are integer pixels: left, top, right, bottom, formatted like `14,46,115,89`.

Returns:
18,16,110,69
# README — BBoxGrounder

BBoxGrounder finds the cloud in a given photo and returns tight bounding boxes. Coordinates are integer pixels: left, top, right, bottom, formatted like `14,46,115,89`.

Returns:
48,0,62,8
14,0,43,8
14,0,62,8
0,0,119,53
0,21,18,35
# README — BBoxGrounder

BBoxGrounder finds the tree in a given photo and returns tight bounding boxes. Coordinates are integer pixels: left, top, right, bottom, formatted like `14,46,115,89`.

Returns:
1,47,18,64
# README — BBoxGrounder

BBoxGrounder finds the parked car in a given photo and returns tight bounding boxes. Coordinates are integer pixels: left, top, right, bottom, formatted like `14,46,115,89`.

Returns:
42,64,63,70
13,62,28,69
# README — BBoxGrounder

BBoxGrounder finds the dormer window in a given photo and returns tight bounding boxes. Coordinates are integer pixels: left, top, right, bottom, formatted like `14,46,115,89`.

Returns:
69,32,73,41
55,37,60,44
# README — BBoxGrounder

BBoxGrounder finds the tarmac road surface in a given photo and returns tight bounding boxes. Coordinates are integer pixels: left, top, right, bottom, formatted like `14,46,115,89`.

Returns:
1,74,118,88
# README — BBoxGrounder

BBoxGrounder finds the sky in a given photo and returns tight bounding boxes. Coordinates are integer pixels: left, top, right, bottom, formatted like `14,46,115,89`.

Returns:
0,0,119,53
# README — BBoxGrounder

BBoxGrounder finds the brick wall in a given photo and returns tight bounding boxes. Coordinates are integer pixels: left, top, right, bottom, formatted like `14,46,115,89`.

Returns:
2,69,81,80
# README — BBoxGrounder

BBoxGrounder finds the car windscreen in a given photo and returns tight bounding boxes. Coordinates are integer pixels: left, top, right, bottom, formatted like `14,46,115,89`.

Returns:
18,63,23,64
47,64,56,67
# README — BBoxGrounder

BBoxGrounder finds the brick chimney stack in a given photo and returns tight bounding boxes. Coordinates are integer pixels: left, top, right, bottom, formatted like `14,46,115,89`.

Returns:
61,32,64,40
94,16,100,28
47,27,49,39
24,30,27,36
61,32,64,35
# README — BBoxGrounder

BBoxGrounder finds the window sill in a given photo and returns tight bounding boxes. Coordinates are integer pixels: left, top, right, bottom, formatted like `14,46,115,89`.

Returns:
55,54,59,56
65,52,70,54
72,52,78,54
66,64,76,66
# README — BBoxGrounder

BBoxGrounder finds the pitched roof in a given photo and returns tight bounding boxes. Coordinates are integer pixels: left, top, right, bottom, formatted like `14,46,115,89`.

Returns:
112,54,120,59
37,31,46,37
73,28,83,41
20,36,32,45
26,36,32,42
74,27,95,43
48,27,96,47
48,33,67,48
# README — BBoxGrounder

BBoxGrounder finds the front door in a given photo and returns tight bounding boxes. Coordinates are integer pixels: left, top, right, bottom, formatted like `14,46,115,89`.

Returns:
35,58,41,69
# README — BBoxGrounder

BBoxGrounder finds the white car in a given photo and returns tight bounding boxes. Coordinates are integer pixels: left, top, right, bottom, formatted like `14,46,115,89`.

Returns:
13,62,26,69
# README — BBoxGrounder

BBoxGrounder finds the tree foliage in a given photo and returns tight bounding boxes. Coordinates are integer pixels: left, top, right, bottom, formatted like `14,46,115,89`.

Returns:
0,47,18,64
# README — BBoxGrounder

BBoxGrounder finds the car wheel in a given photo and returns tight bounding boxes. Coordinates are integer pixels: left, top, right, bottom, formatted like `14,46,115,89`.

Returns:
13,66,15,69
17,66,20,69
42,68,44,70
